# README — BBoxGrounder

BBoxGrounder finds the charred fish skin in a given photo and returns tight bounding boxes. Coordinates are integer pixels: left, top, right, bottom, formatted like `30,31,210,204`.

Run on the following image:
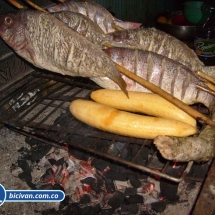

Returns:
47,0,141,34
0,10,126,93
52,11,110,45
92,47,214,108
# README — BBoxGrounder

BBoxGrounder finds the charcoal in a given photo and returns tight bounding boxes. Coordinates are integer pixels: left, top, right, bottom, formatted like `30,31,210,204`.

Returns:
105,169,127,181
125,194,143,204
132,145,149,166
81,177,101,193
25,137,39,147
160,169,179,201
96,174,104,187
81,177,96,185
108,191,125,210
91,181,102,194
79,205,93,215
93,203,101,214
105,178,115,193
18,172,36,189
151,201,167,213
25,137,52,162
124,187,137,196
18,146,29,154
121,203,138,214
80,194,91,204
40,168,54,182
187,162,210,179
48,158,57,166
18,171,32,182
92,158,110,172
68,147,91,161
109,162,127,173
17,159,31,172
80,137,95,148
66,203,80,215
55,157,66,166
53,184,64,192
135,171,149,179
186,181,196,191
128,175,142,188
59,195,70,210
101,206,114,215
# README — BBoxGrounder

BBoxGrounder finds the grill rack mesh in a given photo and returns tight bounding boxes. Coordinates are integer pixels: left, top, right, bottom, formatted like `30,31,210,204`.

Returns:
0,70,196,183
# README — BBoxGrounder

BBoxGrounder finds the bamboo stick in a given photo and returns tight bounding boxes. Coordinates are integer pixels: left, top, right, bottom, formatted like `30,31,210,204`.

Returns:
204,81,215,91
196,70,215,85
8,0,24,9
24,0,47,12
196,85,215,97
116,63,215,127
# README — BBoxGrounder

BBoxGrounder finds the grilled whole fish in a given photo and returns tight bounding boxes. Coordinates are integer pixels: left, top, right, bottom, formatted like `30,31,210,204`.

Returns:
106,28,203,69
106,27,215,78
52,11,110,45
45,12,215,80
92,47,215,109
47,0,142,34
0,10,126,93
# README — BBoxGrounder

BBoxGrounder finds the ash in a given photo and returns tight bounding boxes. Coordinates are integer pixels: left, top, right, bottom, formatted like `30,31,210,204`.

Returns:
0,127,202,215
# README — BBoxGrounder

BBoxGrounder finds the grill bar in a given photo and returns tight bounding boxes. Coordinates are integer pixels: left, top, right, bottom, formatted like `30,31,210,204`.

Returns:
4,124,195,183
0,70,200,182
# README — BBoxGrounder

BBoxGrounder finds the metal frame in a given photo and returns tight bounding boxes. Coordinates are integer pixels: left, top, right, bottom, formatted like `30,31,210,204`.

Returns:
0,69,195,183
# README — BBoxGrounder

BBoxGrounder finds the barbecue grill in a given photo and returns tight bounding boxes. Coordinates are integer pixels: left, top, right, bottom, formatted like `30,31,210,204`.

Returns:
0,1,215,214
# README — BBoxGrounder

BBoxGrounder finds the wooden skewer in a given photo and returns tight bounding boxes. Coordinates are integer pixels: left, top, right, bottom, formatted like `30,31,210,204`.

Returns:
24,0,47,12
196,70,215,85
116,63,215,127
196,85,215,97
7,0,47,12
204,81,215,92
8,0,24,9
112,23,125,31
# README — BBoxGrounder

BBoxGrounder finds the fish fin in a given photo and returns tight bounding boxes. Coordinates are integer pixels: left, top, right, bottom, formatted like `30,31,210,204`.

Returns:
118,76,129,98
112,23,124,31
113,19,142,30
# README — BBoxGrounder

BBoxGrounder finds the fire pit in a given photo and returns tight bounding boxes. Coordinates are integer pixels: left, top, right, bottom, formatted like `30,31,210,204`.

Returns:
0,0,215,215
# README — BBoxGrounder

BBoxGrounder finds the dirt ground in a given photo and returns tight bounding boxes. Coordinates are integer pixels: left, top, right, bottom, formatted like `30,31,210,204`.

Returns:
0,126,202,215
0,127,60,215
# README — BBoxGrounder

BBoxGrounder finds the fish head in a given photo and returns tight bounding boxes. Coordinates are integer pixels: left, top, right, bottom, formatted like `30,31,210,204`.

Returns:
0,10,27,51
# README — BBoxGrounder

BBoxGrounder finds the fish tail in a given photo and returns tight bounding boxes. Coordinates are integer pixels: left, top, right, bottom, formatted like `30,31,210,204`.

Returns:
112,73,128,98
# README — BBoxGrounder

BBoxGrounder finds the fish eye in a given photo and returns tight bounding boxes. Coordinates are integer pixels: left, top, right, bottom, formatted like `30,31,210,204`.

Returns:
4,17,12,25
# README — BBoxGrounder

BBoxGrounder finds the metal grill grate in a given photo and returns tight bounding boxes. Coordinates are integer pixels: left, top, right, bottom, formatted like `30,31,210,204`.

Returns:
0,70,195,183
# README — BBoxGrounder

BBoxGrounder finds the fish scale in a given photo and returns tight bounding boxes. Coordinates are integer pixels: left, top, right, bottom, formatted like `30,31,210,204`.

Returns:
0,9,126,94
92,47,215,109
47,0,142,34
107,28,204,70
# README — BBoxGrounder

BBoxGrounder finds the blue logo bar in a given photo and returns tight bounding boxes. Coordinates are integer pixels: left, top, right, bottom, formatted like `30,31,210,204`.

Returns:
0,184,65,206
0,184,6,206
